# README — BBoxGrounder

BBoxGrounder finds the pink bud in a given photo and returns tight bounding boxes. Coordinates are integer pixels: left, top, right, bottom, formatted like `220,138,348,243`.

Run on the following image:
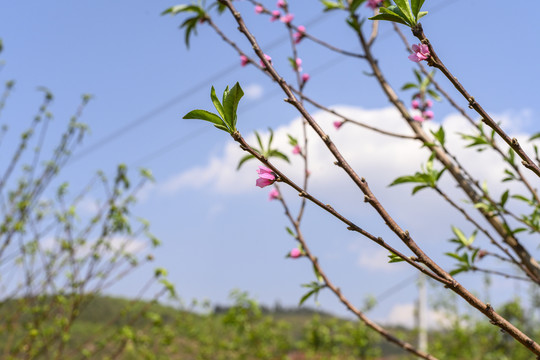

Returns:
292,144,301,155
423,110,434,119
366,0,383,9
295,58,302,71
426,99,433,108
411,99,420,109
268,188,279,201
270,10,281,22
333,121,343,130
277,0,286,8
280,13,294,24
413,115,425,122
408,43,430,63
255,5,264,14
256,166,276,188
301,73,310,83
260,54,272,68
297,25,305,33
240,55,249,67
290,248,301,258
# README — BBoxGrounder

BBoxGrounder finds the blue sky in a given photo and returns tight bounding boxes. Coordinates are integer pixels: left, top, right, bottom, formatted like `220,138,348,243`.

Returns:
1,0,539,327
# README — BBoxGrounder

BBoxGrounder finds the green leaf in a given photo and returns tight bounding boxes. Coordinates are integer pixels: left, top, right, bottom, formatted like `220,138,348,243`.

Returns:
183,110,229,132
530,132,540,141
411,0,426,21
312,263,324,283
451,226,469,246
286,227,296,237
426,89,441,101
412,184,429,194
237,154,256,170
388,252,406,263
401,83,418,90
449,267,467,276
430,126,446,146
500,190,509,207
319,0,345,11
210,86,225,120
287,134,298,146
267,149,290,163
350,0,367,12
417,11,428,20
223,82,243,130
370,11,408,26
389,1,414,25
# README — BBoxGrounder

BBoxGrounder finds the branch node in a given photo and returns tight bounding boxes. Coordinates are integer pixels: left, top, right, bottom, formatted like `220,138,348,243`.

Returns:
322,134,329,142
298,191,307,197
363,195,370,203
511,137,519,146
346,226,354,231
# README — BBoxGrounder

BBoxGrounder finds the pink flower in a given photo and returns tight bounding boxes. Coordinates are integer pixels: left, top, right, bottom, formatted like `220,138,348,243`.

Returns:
333,121,343,130
295,58,302,71
294,25,306,43
260,54,272,68
423,110,434,119
292,144,301,155
408,44,430,62
255,5,264,14
270,10,281,21
426,99,433,108
413,115,425,122
366,0,383,9
411,99,420,109
280,13,294,24
290,248,301,258
301,73,310,83
256,166,276,188
240,55,249,67
277,0,286,8
268,188,279,201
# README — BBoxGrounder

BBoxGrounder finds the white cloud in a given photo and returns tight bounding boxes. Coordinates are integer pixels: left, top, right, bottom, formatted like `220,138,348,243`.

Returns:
243,83,264,100
382,302,455,329
155,105,536,235
158,105,535,196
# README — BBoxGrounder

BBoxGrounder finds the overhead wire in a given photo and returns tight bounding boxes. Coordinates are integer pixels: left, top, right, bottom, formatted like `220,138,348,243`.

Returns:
74,0,460,168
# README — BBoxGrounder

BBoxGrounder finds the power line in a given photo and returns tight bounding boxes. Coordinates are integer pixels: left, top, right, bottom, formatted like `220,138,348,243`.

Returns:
68,12,330,166
76,0,460,167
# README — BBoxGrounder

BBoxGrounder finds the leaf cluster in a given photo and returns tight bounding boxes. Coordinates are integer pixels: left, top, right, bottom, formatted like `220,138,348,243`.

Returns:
237,129,289,170
389,152,446,194
369,0,427,27
184,82,244,134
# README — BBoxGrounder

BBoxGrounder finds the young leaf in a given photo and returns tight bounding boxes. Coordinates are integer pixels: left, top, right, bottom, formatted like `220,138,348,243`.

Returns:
393,0,415,25
370,9,408,26
210,86,225,120
223,82,244,130
183,110,229,132
237,154,256,170
411,0,426,21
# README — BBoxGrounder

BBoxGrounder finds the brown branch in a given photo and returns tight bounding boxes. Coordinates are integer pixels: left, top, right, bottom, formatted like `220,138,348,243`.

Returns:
346,15,540,354
393,24,540,205
233,132,448,285
351,15,540,284
246,0,366,59
275,184,440,360
216,2,540,355
411,23,540,178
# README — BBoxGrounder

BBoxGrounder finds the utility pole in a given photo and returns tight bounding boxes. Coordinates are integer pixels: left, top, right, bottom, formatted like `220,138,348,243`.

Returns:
417,273,428,352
